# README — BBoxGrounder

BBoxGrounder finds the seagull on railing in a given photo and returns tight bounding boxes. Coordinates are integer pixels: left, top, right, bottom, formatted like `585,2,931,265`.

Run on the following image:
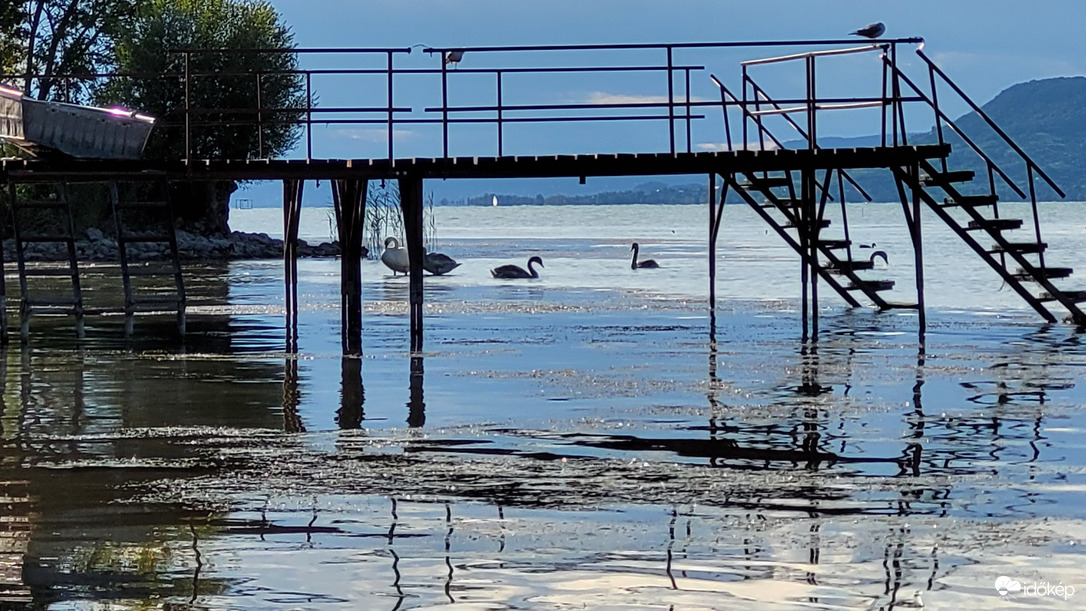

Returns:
850,22,886,39
444,49,465,68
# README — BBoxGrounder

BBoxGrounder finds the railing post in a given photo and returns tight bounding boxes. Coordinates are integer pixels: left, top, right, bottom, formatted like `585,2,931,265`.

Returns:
666,46,675,155
806,55,816,150
256,72,264,158
684,67,692,154
184,51,191,163
441,54,449,159
497,71,503,156
305,71,312,160
881,49,888,147
927,60,946,172
741,65,749,149
387,50,394,164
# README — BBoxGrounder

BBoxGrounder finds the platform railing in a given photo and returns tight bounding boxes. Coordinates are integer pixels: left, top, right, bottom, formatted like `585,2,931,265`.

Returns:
5,37,933,165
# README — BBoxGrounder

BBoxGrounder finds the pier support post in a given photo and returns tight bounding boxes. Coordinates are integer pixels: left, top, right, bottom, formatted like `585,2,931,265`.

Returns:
398,175,426,352
332,179,368,356
896,163,927,344
283,179,304,353
708,173,728,343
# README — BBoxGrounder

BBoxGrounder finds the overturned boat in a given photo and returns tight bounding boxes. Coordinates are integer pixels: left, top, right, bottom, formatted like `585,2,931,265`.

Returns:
0,85,155,159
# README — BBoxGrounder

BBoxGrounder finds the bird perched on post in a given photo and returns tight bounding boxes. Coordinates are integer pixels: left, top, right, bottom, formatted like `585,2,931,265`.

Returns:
444,49,464,68
850,22,885,39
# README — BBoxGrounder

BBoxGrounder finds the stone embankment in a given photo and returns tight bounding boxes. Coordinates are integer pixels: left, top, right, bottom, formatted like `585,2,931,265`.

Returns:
4,229,354,262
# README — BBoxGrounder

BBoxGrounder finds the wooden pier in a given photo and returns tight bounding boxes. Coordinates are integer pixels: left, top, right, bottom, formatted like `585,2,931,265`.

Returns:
1,38,1083,350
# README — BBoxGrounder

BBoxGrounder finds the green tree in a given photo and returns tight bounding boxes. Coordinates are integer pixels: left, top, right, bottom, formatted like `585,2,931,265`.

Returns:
97,0,305,235
18,1,141,102
0,3,25,77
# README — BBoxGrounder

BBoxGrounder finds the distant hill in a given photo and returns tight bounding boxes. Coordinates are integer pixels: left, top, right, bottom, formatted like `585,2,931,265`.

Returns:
845,76,1086,202
941,76,1086,200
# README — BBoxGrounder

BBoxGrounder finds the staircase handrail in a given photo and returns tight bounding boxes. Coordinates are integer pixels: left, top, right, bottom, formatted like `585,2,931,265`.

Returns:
916,49,1064,198
883,56,1026,199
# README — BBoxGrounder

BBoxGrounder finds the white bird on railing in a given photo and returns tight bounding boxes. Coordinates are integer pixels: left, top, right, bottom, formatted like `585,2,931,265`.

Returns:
850,22,885,39
444,49,464,68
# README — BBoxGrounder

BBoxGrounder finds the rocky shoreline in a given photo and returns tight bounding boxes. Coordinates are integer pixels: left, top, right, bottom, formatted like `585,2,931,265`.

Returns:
6,229,349,262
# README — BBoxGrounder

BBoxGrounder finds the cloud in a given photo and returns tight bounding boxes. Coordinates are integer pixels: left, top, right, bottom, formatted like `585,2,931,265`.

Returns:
583,91,708,106
697,141,778,152
328,127,417,143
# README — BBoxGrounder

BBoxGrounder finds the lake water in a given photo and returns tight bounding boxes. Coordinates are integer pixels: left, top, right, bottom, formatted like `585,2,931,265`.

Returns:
1,201,1086,609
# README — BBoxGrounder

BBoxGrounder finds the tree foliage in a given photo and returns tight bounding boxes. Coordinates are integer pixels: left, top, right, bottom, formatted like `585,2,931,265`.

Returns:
15,0,140,102
97,0,305,161
0,3,26,77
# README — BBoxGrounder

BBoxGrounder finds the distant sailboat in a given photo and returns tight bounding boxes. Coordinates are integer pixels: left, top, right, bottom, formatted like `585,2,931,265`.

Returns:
492,195,498,207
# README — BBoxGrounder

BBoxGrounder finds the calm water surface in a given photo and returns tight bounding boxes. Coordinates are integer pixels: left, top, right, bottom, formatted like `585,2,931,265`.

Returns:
1,202,1086,609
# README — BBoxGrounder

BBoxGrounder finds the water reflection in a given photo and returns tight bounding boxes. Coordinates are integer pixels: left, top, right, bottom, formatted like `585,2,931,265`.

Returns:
407,356,425,428
337,356,364,429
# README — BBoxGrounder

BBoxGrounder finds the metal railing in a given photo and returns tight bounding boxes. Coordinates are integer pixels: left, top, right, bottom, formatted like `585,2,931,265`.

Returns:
15,36,1025,170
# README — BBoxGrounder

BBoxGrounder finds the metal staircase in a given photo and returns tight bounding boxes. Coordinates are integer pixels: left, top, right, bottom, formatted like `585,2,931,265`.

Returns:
727,168,915,310
711,42,1086,325
895,159,1086,323
6,181,84,340
883,50,1086,324
109,179,186,336
2,178,186,341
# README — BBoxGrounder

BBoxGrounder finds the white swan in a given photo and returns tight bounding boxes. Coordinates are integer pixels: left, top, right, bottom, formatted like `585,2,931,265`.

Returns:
380,237,410,275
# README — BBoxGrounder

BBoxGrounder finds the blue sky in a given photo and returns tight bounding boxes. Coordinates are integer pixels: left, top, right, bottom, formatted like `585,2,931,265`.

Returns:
236,0,1085,206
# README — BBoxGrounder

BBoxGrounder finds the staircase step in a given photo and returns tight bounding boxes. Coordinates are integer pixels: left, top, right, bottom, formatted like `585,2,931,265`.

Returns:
921,170,975,185
1014,267,1073,280
817,239,851,250
827,259,875,272
848,279,895,292
782,219,831,229
968,218,1022,231
990,242,1047,255
943,194,998,207
1040,290,1086,303
760,198,800,209
742,176,791,190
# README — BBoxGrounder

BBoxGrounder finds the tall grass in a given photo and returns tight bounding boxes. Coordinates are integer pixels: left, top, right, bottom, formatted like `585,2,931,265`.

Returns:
325,181,437,258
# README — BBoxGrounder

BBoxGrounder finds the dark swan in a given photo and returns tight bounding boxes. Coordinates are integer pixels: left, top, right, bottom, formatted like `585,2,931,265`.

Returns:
424,252,461,275
870,250,888,266
630,243,659,269
491,256,544,279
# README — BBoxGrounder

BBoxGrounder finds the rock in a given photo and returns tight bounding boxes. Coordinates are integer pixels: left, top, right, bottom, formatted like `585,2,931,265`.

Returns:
2,230,349,263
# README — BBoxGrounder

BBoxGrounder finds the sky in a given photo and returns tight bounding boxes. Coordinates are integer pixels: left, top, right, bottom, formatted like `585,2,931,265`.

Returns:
236,0,1086,207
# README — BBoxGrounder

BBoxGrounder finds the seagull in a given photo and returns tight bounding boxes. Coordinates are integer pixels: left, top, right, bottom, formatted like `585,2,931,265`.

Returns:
444,49,464,68
850,22,885,39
